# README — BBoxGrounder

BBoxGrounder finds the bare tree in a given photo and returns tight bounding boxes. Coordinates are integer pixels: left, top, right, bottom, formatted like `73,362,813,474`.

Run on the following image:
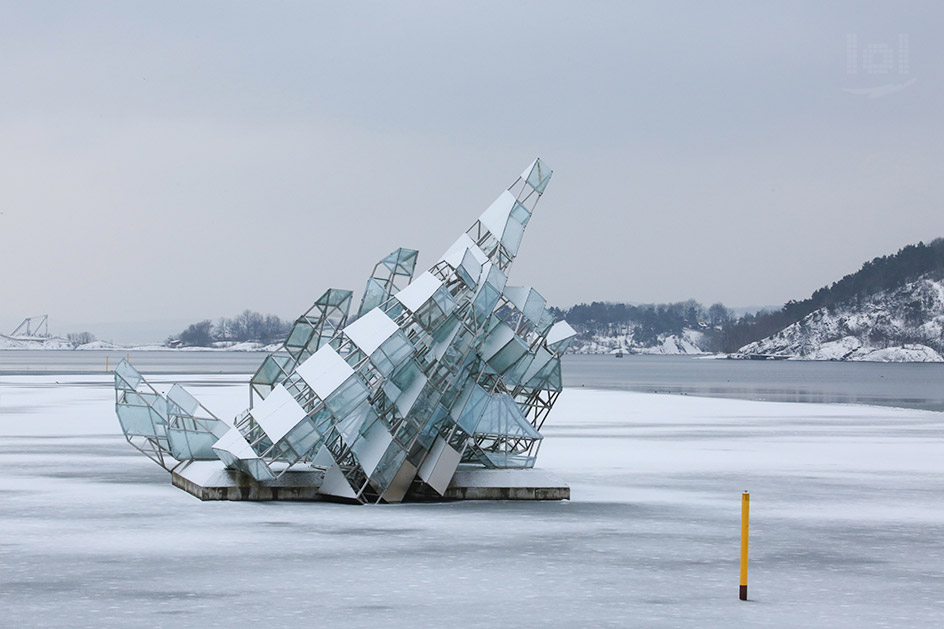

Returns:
67,332,96,346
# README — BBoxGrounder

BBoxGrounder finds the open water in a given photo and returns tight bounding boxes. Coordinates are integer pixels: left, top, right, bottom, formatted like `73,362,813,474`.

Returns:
2,350,942,411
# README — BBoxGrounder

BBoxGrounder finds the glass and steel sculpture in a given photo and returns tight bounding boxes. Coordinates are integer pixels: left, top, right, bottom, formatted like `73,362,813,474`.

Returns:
114,158,576,503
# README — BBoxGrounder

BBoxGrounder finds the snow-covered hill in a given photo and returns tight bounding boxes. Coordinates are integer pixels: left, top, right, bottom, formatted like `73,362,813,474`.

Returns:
0,335,282,352
569,327,710,355
737,275,944,362
0,335,74,350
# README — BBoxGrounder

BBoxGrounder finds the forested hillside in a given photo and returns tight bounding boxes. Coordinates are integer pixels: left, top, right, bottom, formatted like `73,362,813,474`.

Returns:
720,239,944,352
551,300,733,354
556,238,944,358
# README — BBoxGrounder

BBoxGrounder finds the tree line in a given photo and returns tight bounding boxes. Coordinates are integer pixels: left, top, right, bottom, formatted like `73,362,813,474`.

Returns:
168,238,943,351
557,238,944,352
553,300,734,349
170,310,292,347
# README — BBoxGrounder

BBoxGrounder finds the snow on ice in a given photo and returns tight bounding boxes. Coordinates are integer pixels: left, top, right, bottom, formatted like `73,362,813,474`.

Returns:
1,374,943,626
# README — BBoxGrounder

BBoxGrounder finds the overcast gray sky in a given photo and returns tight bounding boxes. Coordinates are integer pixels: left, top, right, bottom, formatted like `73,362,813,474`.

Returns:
2,2,943,341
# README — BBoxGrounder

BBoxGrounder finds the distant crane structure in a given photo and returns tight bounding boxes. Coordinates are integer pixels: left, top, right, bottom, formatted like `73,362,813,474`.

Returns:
10,315,49,338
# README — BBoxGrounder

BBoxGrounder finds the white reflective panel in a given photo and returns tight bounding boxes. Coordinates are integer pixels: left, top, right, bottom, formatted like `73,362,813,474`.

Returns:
343,307,399,355
417,436,461,495
440,233,488,267
478,190,516,238
296,345,355,399
394,272,442,312
319,464,357,499
311,444,336,469
212,427,258,461
250,383,306,443
546,320,577,346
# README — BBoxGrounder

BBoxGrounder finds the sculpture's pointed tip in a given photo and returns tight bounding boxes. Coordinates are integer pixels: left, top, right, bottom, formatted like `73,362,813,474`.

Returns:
521,158,553,194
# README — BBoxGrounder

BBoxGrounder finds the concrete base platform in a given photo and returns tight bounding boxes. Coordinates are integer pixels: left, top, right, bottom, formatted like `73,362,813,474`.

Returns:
172,461,325,501
171,461,569,502
414,468,571,501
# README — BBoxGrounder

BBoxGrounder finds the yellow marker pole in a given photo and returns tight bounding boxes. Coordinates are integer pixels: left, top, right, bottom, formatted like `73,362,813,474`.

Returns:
106,356,109,372
740,491,750,600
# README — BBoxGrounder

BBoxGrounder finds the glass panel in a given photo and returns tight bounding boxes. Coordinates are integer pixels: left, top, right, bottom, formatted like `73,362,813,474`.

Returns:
510,201,531,226
472,283,500,326
252,354,291,387
370,350,395,377
283,418,321,455
391,359,422,392
244,459,275,481
395,248,419,276
432,286,456,317
285,321,315,349
324,375,369,418
526,357,562,391
536,308,556,336
474,393,541,439
116,403,162,437
359,277,389,316
486,337,528,374
417,403,449,450
500,218,524,256
167,384,199,416
351,420,393,475
484,264,507,291
458,249,481,287
317,288,354,308
522,288,546,324
169,428,219,460
214,447,237,469
503,352,534,387
378,331,413,365
369,445,408,491
455,264,474,288
547,335,575,355
456,384,489,434
526,159,553,193
114,360,142,391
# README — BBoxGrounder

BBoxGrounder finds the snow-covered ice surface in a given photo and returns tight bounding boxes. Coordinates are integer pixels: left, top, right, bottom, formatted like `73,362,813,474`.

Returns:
2,375,943,627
